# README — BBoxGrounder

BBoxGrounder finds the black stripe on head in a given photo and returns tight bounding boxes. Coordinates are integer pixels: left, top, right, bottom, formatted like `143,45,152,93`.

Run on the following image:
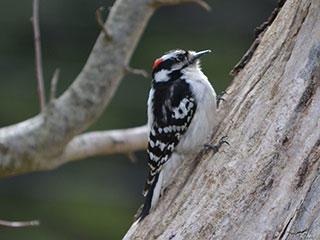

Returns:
152,58,176,79
176,50,189,62
168,70,182,81
165,49,188,59
152,50,189,79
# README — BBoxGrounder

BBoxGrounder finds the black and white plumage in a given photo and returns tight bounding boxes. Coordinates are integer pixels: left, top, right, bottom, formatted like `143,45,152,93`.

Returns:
138,49,217,221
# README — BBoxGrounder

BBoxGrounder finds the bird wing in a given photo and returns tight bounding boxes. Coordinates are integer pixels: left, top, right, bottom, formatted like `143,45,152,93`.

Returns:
143,80,197,196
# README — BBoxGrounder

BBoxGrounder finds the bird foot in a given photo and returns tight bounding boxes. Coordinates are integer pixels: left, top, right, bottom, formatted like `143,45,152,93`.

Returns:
205,136,230,154
216,90,227,108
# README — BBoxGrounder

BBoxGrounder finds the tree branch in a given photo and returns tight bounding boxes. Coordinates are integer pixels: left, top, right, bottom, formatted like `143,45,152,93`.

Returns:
95,6,112,41
125,65,149,78
0,219,40,227
60,125,148,165
152,0,211,11
126,151,138,163
0,124,148,178
31,0,46,111
0,0,155,178
50,68,60,101
0,0,212,178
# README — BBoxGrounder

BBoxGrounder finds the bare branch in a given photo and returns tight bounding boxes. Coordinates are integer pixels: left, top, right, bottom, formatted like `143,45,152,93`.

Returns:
125,66,149,78
59,125,148,166
50,68,60,101
0,219,40,227
0,122,148,177
152,0,211,11
0,0,155,178
95,7,112,41
0,0,214,178
126,151,137,163
0,125,148,178
31,0,46,111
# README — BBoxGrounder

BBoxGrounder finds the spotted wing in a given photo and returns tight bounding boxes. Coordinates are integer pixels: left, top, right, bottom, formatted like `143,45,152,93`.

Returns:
143,92,197,196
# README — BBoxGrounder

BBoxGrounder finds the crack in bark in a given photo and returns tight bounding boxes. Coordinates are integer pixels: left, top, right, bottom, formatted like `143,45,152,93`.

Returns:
285,173,320,239
295,139,320,189
279,216,294,239
296,45,320,113
280,42,320,151
289,228,308,235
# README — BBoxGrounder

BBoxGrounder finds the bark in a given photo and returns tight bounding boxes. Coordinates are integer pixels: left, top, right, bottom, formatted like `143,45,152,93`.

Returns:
124,0,320,239
60,125,148,165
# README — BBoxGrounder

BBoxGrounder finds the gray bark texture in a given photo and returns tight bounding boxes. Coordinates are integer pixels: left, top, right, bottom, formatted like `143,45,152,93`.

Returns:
124,0,320,239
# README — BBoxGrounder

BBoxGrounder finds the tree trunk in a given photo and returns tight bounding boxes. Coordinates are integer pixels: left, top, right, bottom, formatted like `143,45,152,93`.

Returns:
124,0,320,239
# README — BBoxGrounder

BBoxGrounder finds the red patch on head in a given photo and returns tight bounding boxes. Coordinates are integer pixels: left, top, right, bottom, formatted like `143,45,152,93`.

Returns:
152,58,163,70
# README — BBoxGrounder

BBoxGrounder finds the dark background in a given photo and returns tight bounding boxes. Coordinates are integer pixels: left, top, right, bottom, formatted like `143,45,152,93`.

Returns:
0,0,276,239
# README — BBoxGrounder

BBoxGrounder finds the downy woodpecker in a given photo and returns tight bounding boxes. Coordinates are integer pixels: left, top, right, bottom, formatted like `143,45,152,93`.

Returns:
139,49,218,221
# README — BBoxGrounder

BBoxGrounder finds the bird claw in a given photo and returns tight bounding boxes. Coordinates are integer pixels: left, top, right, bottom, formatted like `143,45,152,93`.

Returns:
205,136,230,154
216,90,227,108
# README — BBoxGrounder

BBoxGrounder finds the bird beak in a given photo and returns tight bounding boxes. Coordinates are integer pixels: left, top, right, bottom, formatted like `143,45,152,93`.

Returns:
190,50,211,63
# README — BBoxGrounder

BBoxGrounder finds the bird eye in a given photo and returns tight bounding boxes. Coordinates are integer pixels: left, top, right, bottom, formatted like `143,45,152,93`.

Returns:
177,54,185,61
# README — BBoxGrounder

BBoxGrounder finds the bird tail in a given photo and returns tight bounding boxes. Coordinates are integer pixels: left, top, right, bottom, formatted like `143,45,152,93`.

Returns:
138,172,160,221
143,169,158,196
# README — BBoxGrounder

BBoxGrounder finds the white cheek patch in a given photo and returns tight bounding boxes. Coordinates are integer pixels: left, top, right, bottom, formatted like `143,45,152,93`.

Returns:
154,69,170,82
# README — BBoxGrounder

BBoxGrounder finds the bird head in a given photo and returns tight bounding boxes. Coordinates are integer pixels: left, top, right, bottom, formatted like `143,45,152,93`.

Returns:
151,49,211,83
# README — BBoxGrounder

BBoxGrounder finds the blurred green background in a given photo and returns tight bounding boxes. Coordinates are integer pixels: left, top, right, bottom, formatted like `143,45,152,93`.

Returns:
0,0,276,239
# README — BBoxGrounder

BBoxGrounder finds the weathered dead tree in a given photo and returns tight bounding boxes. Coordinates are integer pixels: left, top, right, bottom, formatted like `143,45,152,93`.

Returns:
124,0,320,239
